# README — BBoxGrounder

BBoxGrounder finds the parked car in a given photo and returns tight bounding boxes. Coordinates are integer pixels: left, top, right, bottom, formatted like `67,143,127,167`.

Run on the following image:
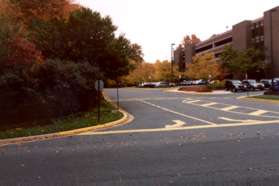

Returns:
179,80,192,86
271,78,279,92
138,82,156,88
225,80,246,92
260,79,272,89
194,79,208,85
169,82,176,87
154,81,169,88
242,79,265,90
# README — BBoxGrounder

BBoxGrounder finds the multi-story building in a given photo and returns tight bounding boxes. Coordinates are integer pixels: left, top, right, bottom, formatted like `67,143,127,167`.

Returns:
174,6,279,78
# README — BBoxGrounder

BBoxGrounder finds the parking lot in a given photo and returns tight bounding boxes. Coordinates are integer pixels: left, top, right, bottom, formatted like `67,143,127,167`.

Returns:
1,87,279,186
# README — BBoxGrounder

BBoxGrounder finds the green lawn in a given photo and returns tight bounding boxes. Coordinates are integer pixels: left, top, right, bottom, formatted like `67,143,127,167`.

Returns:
0,101,123,139
251,95,279,101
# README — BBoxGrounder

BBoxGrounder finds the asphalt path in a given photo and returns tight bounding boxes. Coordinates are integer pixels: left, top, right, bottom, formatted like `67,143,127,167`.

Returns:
1,88,279,186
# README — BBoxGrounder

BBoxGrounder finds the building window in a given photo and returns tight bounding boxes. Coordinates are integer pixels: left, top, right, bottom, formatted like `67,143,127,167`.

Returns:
195,44,213,53
215,37,233,47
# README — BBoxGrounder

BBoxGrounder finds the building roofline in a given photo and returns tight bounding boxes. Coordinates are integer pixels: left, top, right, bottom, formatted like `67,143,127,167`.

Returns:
195,30,232,48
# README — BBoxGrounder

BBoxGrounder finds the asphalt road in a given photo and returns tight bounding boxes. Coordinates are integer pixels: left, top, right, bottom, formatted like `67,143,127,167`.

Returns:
1,88,279,186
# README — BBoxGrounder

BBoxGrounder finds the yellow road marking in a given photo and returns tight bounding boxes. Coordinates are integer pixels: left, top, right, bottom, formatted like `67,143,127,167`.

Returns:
221,106,239,111
186,100,201,104
165,120,186,128
80,120,279,136
249,110,269,116
219,117,258,123
201,102,218,107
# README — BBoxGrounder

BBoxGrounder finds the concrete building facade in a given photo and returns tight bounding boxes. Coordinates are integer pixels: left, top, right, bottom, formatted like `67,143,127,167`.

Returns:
174,6,279,78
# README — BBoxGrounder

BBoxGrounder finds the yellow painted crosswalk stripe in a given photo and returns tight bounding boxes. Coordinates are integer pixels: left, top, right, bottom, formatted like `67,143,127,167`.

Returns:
186,100,201,104
221,106,239,111
249,110,268,116
201,102,218,107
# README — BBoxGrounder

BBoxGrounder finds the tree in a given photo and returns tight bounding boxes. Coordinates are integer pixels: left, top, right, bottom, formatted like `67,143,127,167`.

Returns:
154,60,174,81
0,0,143,125
7,0,75,25
123,60,182,86
32,8,143,80
221,46,266,78
186,53,223,80
182,34,201,46
0,16,42,66
123,62,155,86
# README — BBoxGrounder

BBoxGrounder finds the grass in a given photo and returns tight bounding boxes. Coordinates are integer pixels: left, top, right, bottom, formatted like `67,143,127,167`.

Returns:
0,101,123,139
250,95,279,101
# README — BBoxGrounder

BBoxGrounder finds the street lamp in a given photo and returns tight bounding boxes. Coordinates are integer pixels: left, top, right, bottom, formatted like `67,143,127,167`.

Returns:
171,43,175,82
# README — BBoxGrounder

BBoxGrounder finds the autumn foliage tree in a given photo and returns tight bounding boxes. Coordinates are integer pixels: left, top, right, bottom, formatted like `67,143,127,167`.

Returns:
5,0,77,25
123,63,156,86
186,53,223,80
123,60,182,86
182,34,201,46
0,0,143,126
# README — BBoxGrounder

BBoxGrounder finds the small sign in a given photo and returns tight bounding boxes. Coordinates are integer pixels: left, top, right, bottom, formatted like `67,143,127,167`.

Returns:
95,80,104,91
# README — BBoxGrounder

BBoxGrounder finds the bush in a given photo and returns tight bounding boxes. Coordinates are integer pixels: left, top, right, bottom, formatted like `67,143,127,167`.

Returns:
207,80,225,90
0,59,100,129
179,85,212,92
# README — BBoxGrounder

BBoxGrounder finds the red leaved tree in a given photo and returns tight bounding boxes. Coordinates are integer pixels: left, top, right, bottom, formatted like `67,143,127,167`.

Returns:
7,36,43,65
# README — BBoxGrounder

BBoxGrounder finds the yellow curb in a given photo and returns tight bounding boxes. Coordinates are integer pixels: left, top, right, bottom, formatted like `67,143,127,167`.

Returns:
0,95,134,147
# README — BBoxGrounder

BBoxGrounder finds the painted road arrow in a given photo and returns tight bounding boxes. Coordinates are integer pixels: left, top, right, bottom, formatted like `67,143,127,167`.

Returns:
165,120,186,128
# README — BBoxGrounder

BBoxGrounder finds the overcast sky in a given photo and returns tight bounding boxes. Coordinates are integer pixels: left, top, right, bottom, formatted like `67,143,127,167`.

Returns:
76,0,278,62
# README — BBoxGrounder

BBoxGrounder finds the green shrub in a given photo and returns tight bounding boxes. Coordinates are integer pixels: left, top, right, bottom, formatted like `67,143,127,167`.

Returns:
207,80,225,90
0,59,101,128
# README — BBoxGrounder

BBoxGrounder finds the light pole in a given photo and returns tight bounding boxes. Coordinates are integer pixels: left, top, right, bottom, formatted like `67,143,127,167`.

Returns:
171,43,175,83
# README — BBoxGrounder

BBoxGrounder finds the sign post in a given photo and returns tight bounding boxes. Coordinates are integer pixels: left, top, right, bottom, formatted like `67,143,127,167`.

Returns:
116,80,120,110
95,80,104,122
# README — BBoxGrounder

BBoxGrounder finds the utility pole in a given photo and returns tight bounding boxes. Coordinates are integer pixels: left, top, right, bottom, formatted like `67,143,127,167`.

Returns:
171,43,175,83
116,79,120,110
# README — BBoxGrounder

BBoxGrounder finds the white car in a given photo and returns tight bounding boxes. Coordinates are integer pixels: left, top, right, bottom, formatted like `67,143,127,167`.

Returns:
242,79,265,90
154,81,169,88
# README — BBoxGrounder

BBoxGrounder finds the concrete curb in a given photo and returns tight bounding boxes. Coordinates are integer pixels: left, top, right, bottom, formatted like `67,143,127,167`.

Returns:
236,93,264,100
165,89,232,95
0,95,134,147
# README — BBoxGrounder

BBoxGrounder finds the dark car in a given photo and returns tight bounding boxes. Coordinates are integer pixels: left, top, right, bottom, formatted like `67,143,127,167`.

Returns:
271,78,279,92
225,80,246,92
242,79,265,90
179,80,192,86
260,79,272,89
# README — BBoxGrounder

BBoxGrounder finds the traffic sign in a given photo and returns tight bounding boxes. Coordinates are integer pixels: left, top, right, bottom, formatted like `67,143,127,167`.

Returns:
95,80,104,91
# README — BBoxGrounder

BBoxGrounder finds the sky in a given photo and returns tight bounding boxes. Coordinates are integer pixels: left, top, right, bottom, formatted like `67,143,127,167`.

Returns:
76,0,279,62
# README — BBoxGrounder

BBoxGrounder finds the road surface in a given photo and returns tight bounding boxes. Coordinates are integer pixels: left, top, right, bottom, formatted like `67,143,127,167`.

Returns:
1,88,279,186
